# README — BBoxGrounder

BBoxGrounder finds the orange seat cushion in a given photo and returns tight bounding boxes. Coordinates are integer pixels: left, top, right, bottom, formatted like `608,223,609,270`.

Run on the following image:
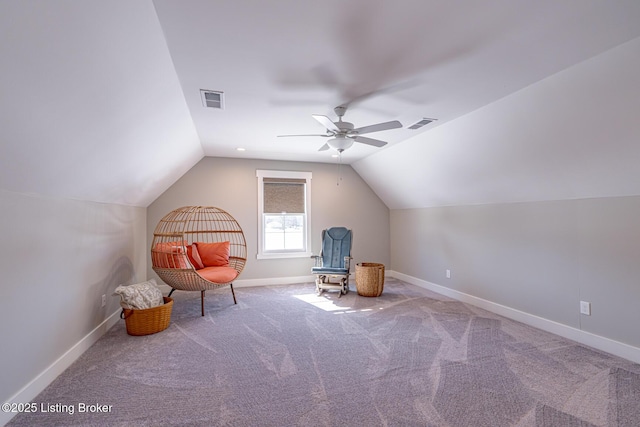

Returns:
194,241,230,267
196,266,239,284
153,242,189,269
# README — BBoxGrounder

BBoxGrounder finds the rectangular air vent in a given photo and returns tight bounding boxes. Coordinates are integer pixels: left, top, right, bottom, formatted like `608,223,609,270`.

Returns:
200,90,224,109
408,118,436,130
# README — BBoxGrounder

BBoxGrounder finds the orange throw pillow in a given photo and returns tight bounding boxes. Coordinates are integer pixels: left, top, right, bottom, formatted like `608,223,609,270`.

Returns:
153,242,189,269
194,241,230,267
186,244,205,269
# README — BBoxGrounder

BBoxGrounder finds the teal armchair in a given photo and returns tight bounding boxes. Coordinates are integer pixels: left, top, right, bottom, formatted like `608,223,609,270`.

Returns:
311,227,353,296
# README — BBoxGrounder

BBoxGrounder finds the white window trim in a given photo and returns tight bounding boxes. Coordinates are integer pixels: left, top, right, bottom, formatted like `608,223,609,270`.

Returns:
256,170,312,259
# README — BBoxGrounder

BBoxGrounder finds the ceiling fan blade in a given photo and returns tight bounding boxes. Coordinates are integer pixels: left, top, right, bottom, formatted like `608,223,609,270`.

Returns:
353,136,387,148
318,143,330,151
312,114,340,132
353,120,402,135
277,134,330,137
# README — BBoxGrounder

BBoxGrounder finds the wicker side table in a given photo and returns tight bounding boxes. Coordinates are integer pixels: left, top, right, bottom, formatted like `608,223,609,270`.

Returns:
355,263,385,297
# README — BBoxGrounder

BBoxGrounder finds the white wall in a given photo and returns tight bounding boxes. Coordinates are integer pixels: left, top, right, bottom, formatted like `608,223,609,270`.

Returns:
391,196,640,355
147,157,390,284
0,190,146,412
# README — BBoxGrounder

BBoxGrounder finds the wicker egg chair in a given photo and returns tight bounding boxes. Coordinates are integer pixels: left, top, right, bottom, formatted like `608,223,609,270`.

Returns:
151,206,247,316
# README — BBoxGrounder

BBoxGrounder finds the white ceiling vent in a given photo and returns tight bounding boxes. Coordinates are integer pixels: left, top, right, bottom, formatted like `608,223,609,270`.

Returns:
200,90,224,109
408,118,436,130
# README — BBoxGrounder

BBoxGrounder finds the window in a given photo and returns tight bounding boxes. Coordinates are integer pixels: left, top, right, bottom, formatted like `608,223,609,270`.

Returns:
257,170,312,259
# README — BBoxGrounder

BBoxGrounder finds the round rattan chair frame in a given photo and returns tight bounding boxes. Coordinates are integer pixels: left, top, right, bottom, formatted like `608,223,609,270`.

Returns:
151,206,247,316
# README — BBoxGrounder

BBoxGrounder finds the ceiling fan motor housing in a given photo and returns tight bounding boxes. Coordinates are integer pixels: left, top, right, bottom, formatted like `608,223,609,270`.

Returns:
336,121,354,133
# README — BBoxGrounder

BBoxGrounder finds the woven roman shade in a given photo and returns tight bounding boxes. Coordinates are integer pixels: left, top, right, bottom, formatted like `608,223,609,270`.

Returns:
263,178,306,214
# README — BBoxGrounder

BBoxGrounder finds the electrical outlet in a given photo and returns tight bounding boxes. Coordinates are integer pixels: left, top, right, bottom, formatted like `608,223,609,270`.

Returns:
446,269,451,279
580,300,591,316
101,294,106,307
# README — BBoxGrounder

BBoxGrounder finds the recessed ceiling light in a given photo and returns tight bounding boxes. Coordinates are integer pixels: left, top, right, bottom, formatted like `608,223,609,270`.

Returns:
236,147,246,151
331,154,339,158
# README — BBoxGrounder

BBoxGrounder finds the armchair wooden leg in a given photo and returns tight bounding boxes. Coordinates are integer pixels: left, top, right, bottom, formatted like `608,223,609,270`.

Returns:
201,290,205,316
230,283,237,304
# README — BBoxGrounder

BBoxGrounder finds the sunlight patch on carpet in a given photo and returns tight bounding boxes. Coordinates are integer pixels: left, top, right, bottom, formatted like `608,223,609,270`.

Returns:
294,293,384,313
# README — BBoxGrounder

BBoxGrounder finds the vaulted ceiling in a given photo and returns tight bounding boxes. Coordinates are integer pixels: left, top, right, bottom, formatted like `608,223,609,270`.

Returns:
2,1,640,208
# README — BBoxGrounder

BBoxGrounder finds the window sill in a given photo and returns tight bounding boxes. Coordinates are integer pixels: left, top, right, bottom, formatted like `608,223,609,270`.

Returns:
257,251,312,260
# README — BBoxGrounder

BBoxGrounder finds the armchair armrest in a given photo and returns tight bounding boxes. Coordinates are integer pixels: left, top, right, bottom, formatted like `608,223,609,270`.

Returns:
344,256,352,271
311,254,322,267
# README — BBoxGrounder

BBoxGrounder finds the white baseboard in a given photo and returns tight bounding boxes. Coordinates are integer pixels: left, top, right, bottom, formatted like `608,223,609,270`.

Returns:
1,308,122,426
234,275,316,288
156,275,317,295
157,274,361,294
388,270,640,364
235,275,360,288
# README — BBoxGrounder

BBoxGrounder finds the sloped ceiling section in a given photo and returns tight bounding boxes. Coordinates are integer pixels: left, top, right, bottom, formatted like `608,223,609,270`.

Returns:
0,1,202,207
353,36,640,209
152,0,640,168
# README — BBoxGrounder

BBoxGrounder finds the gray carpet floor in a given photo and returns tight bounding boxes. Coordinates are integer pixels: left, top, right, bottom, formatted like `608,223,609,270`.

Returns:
7,279,640,426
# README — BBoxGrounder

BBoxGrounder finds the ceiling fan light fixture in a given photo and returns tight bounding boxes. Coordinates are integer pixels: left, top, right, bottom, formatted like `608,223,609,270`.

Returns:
327,136,354,152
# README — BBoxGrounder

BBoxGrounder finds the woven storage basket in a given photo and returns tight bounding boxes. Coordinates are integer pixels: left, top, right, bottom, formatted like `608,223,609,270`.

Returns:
355,263,385,297
121,297,173,336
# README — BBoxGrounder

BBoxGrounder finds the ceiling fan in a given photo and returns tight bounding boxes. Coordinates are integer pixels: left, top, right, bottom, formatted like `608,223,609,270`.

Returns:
278,105,402,153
